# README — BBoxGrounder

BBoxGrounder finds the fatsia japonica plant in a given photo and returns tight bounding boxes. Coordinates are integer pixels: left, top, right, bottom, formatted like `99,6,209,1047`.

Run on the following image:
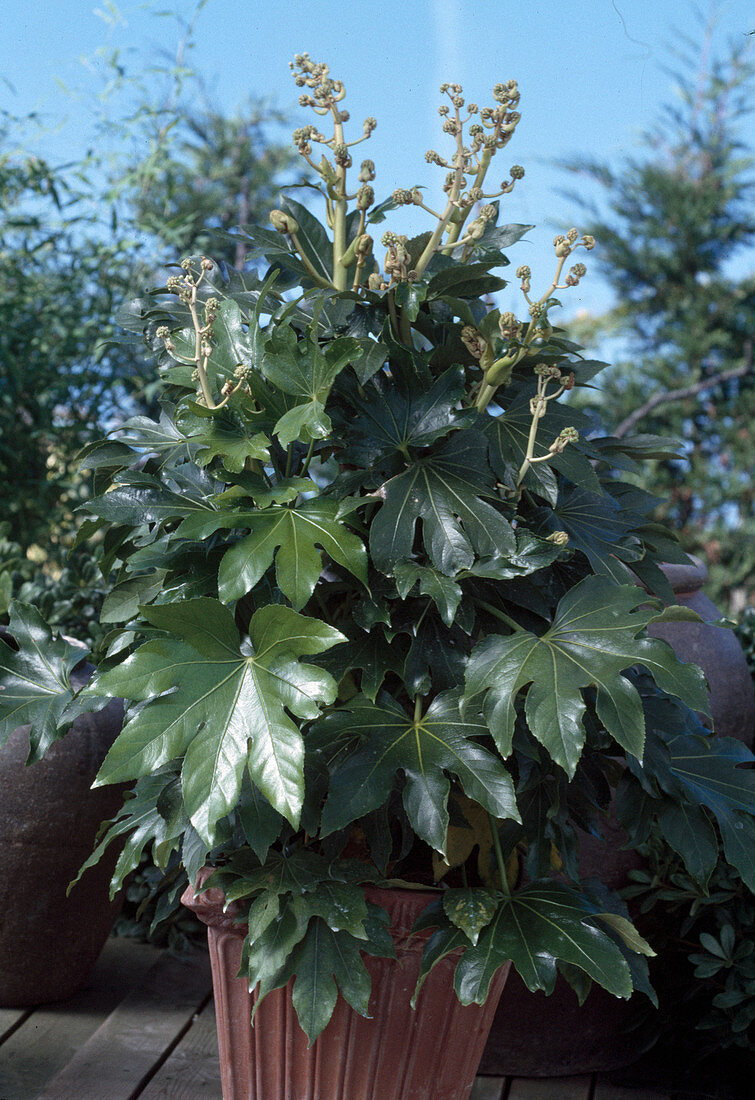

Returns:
2,54,754,1047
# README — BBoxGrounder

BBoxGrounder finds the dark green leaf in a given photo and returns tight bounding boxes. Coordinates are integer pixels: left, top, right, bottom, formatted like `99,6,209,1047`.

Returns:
0,602,94,760
318,692,519,852
342,366,471,468
314,628,407,701
279,196,333,283
428,261,508,299
262,324,361,445
178,497,368,610
657,799,719,884
370,430,515,575
393,562,462,626
287,918,372,1046
466,576,709,774
453,882,633,1003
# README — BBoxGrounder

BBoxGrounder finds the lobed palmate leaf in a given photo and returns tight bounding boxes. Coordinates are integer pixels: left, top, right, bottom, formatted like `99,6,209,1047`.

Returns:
465,575,709,775
88,598,344,845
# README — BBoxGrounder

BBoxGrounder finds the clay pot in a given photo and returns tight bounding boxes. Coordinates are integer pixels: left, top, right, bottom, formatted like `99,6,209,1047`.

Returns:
0,657,124,1006
647,558,754,745
182,870,510,1100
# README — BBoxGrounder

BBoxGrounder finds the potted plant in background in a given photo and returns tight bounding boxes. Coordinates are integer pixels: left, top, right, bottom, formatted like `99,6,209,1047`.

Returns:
2,54,753,1100
0,532,123,1006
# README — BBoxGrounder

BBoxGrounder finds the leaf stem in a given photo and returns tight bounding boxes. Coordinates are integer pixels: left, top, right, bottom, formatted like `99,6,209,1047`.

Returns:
488,812,511,898
300,439,316,478
472,598,521,632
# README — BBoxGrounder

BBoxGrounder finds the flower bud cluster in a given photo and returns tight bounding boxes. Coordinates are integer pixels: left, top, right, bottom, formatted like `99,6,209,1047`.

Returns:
498,311,522,341
381,232,413,282
270,210,300,235
290,54,345,103
534,363,564,380
355,234,373,260
546,530,570,546
552,229,595,263
564,262,587,287
549,426,580,453
464,203,497,241
461,325,487,360
516,265,531,294
357,184,375,210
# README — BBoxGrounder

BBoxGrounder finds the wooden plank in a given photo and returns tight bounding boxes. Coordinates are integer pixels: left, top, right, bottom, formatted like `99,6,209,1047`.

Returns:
0,938,162,1100
0,1007,30,1044
139,999,223,1099
37,946,213,1100
508,1076,592,1099
470,1077,507,1100
593,1079,672,1100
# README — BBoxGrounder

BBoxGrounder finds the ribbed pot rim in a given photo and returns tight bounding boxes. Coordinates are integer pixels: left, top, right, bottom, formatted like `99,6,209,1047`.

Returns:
181,868,442,936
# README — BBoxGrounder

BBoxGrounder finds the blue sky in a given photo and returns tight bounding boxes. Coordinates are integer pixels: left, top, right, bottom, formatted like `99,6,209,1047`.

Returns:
3,1,754,316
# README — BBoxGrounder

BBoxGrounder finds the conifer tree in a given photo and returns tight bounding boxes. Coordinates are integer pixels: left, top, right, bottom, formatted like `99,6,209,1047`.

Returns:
563,30,754,607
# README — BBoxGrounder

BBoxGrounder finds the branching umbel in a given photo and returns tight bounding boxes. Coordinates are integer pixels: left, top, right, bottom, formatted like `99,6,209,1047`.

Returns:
158,259,250,410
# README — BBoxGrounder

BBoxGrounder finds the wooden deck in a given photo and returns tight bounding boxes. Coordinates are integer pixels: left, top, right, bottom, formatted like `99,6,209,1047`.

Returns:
0,937,673,1100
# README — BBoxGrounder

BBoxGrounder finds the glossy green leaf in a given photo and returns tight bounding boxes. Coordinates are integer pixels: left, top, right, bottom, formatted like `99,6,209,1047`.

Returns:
351,337,387,384
465,576,709,775
279,195,333,283
342,366,471,468
370,430,515,575
99,572,166,624
453,882,633,1004
221,850,330,903
71,772,187,898
657,799,719,884
464,531,565,581
178,497,368,609
665,734,755,889
427,261,507,299
237,782,286,864
473,222,534,255
292,882,369,938
393,562,462,626
443,888,499,945
89,599,344,843
261,323,361,445
540,486,644,582
287,918,373,1046
314,628,407,701
0,602,94,760
176,403,270,473
318,692,519,852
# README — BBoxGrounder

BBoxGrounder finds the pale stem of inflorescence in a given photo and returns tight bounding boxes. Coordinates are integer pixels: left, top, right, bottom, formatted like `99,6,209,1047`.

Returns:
158,259,250,410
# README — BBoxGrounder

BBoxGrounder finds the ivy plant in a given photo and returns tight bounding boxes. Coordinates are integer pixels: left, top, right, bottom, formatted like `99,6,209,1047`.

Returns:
2,55,753,1047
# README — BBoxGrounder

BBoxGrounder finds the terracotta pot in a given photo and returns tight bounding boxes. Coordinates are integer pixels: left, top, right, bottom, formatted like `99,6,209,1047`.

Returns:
0,656,124,1006
647,558,754,745
182,870,510,1100
480,556,754,1077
